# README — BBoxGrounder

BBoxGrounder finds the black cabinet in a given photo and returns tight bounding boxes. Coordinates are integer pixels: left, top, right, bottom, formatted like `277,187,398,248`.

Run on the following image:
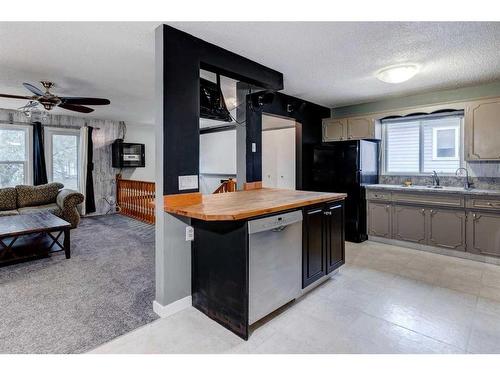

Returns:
325,203,345,273
302,202,345,288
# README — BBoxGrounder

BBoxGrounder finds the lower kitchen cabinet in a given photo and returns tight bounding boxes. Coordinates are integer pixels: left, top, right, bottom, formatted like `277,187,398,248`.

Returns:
325,203,345,273
467,211,500,257
303,202,345,288
367,189,500,258
428,208,467,251
367,201,392,238
392,204,426,244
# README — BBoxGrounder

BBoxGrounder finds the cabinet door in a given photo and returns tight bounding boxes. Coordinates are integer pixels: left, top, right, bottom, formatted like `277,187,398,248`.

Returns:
367,202,392,238
466,99,500,160
303,206,326,288
325,202,345,274
323,119,346,141
392,204,427,243
467,211,500,257
428,208,466,251
347,117,374,140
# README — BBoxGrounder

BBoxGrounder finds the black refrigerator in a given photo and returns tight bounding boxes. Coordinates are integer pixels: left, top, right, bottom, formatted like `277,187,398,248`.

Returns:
312,140,379,243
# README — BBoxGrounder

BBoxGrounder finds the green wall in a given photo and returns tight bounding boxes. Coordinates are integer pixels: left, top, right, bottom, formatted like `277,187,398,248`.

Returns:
332,81,500,118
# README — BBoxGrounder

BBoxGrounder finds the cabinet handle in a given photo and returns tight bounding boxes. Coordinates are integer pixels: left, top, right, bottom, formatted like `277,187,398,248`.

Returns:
308,209,323,215
386,205,390,211
421,209,425,214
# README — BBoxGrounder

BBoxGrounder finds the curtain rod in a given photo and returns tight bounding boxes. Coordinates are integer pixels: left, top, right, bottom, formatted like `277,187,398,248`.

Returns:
0,119,100,130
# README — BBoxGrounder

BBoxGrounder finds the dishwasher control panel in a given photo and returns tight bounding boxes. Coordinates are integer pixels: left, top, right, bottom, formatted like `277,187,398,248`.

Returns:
248,210,303,234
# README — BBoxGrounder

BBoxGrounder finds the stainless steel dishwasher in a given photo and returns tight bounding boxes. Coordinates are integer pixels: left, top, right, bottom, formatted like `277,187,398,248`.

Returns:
248,210,303,325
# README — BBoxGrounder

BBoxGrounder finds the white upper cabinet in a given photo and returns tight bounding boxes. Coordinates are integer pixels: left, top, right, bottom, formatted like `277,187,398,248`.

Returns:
323,116,380,142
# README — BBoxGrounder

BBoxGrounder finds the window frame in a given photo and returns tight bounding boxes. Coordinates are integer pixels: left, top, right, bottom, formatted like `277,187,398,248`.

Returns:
432,126,460,161
44,127,80,190
381,114,464,176
0,124,33,187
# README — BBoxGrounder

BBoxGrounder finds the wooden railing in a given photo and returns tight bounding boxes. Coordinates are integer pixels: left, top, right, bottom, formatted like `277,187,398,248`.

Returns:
116,175,155,224
213,178,237,194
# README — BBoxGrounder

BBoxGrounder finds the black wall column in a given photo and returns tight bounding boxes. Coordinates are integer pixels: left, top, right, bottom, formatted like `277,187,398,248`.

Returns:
245,92,330,190
161,25,283,195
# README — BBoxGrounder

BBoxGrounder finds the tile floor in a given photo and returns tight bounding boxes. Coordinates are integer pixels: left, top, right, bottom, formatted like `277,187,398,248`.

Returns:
90,241,500,354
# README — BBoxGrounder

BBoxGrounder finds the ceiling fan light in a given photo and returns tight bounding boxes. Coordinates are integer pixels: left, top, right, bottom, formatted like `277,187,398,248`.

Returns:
376,64,419,84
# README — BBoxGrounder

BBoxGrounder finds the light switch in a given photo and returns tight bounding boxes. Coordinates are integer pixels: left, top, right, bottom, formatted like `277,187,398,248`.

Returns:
178,175,199,190
185,226,194,241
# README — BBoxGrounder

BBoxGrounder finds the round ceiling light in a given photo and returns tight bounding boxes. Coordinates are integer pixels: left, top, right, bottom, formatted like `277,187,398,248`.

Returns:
376,64,419,84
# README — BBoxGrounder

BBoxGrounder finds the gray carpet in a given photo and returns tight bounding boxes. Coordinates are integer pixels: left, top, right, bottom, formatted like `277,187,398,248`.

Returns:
0,214,157,354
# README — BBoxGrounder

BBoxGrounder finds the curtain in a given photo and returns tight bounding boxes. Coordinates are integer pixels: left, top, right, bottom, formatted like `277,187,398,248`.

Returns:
32,122,48,185
78,126,89,215
85,127,96,214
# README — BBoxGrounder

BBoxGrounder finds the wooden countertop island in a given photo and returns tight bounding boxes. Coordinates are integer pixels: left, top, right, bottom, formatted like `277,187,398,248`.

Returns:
164,188,347,221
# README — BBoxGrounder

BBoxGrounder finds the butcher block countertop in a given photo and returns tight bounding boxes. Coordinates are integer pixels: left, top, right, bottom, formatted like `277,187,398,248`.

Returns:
164,188,347,221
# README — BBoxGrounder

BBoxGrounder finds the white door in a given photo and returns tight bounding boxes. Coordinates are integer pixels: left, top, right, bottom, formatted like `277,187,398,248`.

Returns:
262,129,277,188
275,127,296,189
262,127,296,189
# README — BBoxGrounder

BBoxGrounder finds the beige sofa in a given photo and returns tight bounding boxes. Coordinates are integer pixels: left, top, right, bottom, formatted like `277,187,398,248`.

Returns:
0,183,84,228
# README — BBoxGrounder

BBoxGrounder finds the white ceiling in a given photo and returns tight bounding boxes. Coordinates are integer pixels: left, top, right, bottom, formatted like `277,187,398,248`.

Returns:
0,22,157,125
1,22,499,125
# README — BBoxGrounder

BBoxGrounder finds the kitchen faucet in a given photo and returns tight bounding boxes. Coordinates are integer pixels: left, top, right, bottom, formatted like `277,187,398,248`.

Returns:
431,171,440,187
456,167,473,190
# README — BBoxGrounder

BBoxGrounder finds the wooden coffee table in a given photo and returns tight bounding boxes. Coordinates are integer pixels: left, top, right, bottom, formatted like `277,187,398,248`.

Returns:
0,212,72,265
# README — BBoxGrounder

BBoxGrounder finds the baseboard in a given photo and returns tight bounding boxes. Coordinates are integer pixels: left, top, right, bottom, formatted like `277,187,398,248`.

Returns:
153,296,192,318
368,236,500,266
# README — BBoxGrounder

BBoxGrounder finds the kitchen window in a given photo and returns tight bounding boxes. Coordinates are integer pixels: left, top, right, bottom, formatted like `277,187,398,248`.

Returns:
44,127,80,190
382,112,463,175
0,124,33,188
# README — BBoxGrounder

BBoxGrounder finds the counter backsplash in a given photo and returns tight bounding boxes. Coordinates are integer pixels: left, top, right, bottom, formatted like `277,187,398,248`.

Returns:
379,175,500,191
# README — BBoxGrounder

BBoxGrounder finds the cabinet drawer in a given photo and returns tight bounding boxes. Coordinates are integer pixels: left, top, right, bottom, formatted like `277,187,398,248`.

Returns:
367,190,392,201
392,192,464,208
466,196,500,211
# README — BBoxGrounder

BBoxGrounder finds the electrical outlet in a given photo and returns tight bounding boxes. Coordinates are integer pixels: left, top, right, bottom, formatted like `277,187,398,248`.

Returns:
185,226,194,241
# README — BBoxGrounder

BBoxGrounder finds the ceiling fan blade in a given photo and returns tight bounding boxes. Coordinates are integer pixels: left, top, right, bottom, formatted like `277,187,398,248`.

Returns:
23,82,44,96
58,103,94,113
0,93,33,100
60,97,110,106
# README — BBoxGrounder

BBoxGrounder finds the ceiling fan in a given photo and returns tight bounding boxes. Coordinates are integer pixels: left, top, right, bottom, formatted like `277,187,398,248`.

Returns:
0,81,110,113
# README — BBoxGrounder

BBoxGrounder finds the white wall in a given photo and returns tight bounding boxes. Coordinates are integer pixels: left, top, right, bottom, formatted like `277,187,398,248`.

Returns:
121,123,156,182
199,129,237,194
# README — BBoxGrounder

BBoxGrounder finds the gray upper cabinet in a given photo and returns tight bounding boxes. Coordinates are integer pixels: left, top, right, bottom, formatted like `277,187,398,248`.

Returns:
323,116,380,142
322,118,346,141
392,204,426,244
466,98,500,161
346,117,377,140
467,211,500,257
368,202,391,238
428,208,466,251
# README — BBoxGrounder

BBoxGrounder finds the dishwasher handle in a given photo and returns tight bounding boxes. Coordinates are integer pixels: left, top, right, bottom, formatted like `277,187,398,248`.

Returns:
271,225,288,232
248,210,303,234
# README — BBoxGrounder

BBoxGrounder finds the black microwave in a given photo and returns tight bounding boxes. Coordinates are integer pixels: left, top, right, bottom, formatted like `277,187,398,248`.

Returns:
112,139,145,168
